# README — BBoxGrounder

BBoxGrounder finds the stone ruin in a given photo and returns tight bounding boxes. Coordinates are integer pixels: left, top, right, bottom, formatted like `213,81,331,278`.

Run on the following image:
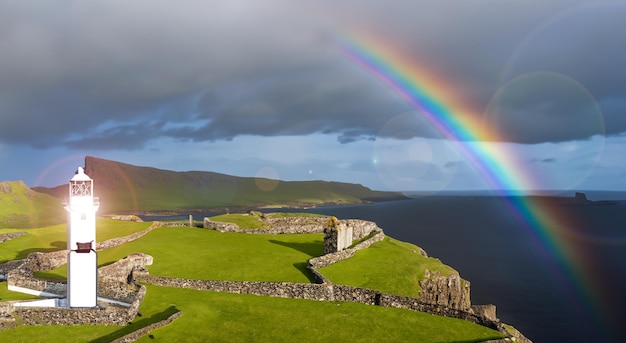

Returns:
323,216,353,254
0,251,153,329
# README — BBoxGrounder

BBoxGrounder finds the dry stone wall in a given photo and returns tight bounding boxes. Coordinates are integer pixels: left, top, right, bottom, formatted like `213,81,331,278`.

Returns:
95,221,181,250
0,232,27,244
13,285,145,326
133,274,503,332
111,311,182,343
323,217,353,254
135,274,332,301
204,215,382,238
309,231,385,269
3,251,150,328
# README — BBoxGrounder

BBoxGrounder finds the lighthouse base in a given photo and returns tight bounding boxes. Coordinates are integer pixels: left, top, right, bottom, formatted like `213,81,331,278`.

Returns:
68,250,98,308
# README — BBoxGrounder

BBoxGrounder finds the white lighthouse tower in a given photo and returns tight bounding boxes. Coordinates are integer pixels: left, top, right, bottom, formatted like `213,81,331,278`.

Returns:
65,167,100,308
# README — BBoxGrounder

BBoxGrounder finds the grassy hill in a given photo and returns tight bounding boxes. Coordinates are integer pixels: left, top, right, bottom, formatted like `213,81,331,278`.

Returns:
0,181,65,229
35,156,405,214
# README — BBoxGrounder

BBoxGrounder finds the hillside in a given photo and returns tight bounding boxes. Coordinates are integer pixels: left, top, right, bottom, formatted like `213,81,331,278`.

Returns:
0,181,65,228
35,156,406,214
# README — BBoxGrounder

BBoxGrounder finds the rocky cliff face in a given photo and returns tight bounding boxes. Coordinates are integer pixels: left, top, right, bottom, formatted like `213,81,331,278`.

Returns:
418,269,472,310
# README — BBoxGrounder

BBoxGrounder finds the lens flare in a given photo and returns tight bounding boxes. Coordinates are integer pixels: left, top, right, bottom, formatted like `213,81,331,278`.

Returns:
255,166,280,192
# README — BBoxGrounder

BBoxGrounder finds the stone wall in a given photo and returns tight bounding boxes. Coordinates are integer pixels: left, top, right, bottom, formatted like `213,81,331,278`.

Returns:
0,232,27,244
94,221,189,251
4,251,150,328
203,218,240,232
203,215,382,238
109,215,143,222
135,274,332,301
344,219,381,240
323,217,353,254
111,310,182,343
133,274,503,332
309,231,386,269
13,285,145,326
26,250,68,271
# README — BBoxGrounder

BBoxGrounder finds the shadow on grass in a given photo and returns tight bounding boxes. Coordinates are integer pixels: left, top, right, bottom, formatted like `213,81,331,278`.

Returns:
268,239,323,283
89,306,180,343
268,239,323,257
292,262,317,283
15,240,66,259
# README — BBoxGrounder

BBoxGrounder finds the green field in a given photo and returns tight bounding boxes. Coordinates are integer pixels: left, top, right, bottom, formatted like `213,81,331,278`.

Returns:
321,237,458,298
0,181,65,229
0,218,505,342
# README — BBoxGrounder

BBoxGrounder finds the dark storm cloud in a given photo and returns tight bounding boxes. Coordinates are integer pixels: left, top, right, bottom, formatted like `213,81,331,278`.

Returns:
169,65,411,143
1,0,625,149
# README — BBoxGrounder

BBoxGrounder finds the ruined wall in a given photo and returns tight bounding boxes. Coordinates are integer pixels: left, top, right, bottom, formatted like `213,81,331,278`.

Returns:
13,285,145,326
96,221,176,250
135,274,332,301
203,218,240,232
4,251,150,327
109,215,143,222
204,215,382,238
0,232,27,244
323,217,353,254
309,231,386,269
111,311,182,343
134,274,501,331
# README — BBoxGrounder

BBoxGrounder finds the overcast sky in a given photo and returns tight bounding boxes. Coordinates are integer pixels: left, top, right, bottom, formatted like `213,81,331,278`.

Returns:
1,0,625,193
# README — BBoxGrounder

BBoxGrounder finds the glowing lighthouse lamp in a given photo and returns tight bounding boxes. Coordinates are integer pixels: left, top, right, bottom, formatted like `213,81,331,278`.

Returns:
65,167,100,308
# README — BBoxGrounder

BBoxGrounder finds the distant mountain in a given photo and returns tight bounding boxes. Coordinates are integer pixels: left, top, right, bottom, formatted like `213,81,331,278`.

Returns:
0,180,65,228
34,156,406,214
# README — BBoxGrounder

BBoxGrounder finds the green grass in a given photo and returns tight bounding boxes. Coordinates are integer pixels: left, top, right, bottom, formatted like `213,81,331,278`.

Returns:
320,237,457,298
0,181,65,228
99,227,323,282
0,285,504,343
0,218,151,263
210,213,265,229
208,212,327,229
131,285,504,343
39,226,324,283
0,282,40,301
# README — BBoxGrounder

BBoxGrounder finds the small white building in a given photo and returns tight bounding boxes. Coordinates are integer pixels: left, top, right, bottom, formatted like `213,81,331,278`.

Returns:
64,167,100,308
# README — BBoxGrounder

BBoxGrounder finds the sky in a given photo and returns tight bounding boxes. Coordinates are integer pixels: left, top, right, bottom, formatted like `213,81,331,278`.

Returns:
1,0,625,193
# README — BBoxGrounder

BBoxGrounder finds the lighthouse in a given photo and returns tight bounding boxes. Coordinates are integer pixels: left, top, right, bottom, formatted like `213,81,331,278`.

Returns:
65,167,100,308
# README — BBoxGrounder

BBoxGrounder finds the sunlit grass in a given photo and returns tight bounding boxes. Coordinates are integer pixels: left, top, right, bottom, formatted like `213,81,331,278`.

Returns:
0,285,504,343
131,285,504,343
0,281,40,301
99,227,323,282
39,226,324,283
0,218,151,263
320,237,457,298
210,213,265,229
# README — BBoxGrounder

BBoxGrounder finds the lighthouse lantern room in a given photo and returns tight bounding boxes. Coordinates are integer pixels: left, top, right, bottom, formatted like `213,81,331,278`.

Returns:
65,167,100,308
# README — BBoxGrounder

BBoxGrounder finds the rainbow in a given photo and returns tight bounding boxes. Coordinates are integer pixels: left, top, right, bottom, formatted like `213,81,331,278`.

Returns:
336,34,609,334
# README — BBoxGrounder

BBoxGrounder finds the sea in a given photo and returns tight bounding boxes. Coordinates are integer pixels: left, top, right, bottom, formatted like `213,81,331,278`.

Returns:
143,190,626,343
